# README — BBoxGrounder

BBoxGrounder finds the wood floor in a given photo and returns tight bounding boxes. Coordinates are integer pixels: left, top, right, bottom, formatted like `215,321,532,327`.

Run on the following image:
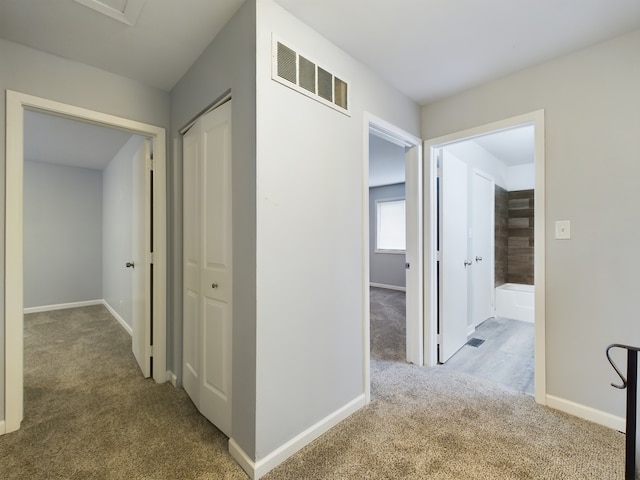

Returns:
370,287,535,395
442,316,535,395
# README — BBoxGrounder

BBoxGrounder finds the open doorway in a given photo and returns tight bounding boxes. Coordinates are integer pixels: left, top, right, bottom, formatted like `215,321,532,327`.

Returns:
424,110,546,403
368,133,408,363
363,114,422,402
4,91,167,434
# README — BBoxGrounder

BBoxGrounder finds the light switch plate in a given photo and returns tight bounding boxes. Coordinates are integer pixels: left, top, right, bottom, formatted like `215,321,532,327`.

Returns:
555,220,571,239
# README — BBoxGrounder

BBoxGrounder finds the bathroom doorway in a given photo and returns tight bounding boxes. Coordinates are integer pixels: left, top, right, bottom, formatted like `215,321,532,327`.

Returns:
424,111,546,402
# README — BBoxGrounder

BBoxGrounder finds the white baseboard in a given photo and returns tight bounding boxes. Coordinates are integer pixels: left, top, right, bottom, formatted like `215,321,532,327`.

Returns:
167,370,178,388
102,300,133,336
24,299,103,314
546,394,625,432
0,420,5,435
370,283,406,292
230,394,366,479
229,439,257,480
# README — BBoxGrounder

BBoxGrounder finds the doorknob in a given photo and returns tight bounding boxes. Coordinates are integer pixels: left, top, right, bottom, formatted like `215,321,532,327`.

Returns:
464,260,472,267
211,283,219,289
126,262,135,268
475,256,483,262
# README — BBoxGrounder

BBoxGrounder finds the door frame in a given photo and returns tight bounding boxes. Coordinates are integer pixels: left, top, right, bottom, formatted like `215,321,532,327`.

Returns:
363,113,422,403
424,110,546,404
4,90,167,433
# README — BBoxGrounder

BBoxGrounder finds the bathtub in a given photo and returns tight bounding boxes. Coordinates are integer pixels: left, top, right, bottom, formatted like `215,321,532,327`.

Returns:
495,283,535,323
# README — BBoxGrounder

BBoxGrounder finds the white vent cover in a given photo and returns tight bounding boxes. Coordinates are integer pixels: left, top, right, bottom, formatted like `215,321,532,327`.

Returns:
272,36,350,116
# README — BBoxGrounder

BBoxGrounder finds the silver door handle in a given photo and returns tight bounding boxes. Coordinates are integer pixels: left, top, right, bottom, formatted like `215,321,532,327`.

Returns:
464,260,472,267
475,256,483,262
126,262,135,268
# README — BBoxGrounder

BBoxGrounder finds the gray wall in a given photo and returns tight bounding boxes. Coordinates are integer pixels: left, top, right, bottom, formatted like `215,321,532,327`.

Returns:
103,136,145,328
369,183,406,288
423,28,640,424
169,0,257,458
254,0,421,461
0,37,170,421
23,161,102,308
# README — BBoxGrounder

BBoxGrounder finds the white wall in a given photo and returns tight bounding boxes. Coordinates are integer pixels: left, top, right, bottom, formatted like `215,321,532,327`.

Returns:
445,141,508,190
508,163,535,191
0,37,170,422
103,136,145,329
423,29,640,437
23,161,103,308
255,0,421,466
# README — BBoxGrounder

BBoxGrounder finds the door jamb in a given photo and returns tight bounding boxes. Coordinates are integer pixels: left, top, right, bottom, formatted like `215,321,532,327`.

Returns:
424,110,546,404
4,90,167,433
363,113,422,403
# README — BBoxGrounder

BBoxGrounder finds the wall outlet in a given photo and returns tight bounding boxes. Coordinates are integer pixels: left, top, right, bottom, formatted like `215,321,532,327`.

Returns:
555,220,571,240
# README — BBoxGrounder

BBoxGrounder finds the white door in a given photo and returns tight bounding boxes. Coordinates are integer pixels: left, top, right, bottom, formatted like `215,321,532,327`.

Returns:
404,145,423,364
132,139,152,377
471,170,494,327
438,150,469,363
183,101,233,437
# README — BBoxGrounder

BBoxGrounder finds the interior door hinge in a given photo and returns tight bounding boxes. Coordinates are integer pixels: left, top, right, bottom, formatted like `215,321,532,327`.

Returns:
148,252,154,264
148,345,153,356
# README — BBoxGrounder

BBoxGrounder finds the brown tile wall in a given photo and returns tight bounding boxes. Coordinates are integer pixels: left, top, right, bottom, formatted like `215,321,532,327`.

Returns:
494,185,508,286
507,189,534,285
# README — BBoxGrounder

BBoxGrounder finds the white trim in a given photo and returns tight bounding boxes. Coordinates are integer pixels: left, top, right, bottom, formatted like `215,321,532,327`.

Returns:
4,90,168,435
103,300,133,336
166,371,178,388
24,299,104,314
424,110,546,405
363,113,423,404
370,283,406,292
24,299,133,336
0,421,5,435
73,0,145,27
230,395,366,480
546,395,625,433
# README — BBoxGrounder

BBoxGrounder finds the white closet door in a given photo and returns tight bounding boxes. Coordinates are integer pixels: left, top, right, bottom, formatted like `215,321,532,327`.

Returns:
183,101,232,437
182,123,202,403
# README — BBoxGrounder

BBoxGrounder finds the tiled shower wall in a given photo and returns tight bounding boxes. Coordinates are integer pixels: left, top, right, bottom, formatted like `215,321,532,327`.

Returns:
495,187,534,285
495,186,508,286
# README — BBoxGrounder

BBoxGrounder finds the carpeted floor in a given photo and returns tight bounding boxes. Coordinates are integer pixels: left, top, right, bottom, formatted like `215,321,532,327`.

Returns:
0,301,633,479
2,306,246,480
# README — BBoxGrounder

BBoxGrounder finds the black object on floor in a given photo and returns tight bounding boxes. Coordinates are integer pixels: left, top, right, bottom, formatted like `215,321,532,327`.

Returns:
467,338,485,348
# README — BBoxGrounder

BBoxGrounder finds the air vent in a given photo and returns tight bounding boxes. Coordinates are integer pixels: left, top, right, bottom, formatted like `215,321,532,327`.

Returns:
272,36,350,116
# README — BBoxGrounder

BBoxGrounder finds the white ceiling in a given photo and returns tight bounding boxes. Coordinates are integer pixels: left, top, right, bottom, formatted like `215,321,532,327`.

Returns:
1,0,639,101
471,126,534,166
274,0,640,104
4,0,639,165
24,110,135,170
370,125,534,188
369,135,406,187
0,0,245,91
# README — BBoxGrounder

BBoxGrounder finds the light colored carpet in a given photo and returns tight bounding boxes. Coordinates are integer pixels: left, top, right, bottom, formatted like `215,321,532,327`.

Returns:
2,305,246,480
0,301,632,479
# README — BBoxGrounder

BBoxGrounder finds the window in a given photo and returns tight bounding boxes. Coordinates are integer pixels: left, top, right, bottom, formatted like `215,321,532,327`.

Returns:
376,199,406,253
